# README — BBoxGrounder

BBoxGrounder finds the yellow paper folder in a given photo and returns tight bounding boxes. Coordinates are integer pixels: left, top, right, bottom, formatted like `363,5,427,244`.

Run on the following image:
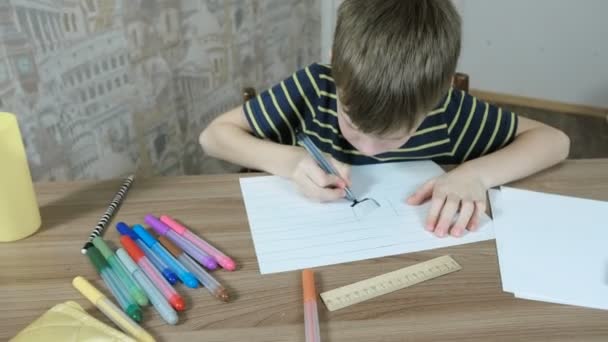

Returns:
0,112,41,242
10,301,136,342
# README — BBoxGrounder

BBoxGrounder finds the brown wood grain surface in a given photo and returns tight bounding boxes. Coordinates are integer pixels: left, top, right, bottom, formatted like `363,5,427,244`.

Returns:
1,159,607,341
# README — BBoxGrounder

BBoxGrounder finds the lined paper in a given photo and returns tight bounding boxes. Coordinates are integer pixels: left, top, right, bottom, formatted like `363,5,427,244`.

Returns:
240,161,494,274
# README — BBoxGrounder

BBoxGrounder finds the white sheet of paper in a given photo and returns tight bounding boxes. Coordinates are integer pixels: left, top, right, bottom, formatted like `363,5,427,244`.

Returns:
493,187,608,310
488,188,516,291
240,161,495,274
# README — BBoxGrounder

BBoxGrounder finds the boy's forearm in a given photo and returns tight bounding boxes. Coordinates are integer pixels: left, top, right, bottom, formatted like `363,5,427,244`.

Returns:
454,126,570,188
200,123,302,178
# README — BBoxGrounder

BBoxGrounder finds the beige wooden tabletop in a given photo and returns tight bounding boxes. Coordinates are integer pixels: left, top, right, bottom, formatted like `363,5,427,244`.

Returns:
1,159,608,341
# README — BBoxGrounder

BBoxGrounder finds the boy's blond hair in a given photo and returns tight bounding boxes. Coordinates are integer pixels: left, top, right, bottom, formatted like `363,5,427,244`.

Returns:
332,0,462,134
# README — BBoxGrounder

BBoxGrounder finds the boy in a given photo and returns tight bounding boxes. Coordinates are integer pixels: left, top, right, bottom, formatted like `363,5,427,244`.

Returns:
200,0,570,238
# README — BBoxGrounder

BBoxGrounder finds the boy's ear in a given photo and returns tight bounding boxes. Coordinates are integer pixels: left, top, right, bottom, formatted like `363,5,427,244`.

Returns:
329,50,332,62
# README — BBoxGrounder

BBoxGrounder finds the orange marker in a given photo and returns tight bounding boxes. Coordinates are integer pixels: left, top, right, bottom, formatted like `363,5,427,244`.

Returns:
302,269,321,342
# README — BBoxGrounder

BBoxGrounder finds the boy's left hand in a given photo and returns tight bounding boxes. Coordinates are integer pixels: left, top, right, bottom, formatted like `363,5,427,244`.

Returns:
406,169,487,237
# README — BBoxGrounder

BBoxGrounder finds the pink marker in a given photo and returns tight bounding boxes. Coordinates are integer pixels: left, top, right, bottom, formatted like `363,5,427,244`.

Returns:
160,215,237,271
145,214,218,270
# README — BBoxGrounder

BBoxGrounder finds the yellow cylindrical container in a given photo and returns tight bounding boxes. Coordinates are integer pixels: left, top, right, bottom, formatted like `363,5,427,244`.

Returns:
0,112,41,241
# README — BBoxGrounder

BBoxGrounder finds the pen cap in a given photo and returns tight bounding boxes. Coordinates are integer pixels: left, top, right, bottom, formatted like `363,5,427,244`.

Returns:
116,222,138,240
133,224,156,247
302,269,317,302
87,246,109,272
92,237,113,259
157,235,181,258
159,215,186,234
120,235,145,262
116,248,138,274
72,276,103,303
144,214,170,235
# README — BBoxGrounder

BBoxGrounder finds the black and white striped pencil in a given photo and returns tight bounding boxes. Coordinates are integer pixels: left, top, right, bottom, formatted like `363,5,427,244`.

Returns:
81,174,135,254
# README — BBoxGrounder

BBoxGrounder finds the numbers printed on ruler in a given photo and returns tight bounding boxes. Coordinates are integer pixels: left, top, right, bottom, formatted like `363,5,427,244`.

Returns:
320,255,462,311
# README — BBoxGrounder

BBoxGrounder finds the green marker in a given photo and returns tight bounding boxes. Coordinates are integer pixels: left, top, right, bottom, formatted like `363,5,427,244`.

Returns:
93,237,149,306
87,246,143,322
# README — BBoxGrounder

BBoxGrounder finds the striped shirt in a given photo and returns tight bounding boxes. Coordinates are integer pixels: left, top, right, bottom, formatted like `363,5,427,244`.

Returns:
243,63,518,165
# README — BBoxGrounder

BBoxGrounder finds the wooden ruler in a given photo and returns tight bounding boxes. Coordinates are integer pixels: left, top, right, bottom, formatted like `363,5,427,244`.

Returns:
320,255,462,311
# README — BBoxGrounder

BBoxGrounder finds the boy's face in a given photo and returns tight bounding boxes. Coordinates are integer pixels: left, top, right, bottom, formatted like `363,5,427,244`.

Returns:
337,101,419,156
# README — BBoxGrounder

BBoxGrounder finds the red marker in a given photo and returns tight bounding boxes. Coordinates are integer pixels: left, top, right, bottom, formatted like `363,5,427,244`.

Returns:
121,235,186,311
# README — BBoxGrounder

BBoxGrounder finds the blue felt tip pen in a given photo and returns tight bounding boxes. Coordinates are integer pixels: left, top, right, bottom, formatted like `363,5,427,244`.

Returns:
116,222,179,285
133,224,198,288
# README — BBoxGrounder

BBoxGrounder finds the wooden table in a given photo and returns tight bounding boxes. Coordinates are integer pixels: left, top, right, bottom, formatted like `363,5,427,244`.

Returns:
2,159,608,341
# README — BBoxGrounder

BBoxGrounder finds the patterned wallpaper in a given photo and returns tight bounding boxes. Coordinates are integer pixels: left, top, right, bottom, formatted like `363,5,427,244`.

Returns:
0,0,321,181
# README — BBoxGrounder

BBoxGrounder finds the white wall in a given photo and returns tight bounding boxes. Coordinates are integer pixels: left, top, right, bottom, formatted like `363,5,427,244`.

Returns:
321,0,608,108
320,0,338,63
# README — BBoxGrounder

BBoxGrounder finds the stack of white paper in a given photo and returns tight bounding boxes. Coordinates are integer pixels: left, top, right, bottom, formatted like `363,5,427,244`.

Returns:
491,187,608,310
240,161,495,274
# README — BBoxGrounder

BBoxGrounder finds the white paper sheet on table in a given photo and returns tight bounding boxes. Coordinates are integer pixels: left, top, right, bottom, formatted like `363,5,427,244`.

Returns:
488,189,516,291
492,187,608,311
240,161,495,274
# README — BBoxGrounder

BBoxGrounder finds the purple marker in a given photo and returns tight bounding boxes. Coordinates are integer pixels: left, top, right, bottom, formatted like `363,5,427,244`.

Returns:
160,215,236,271
145,215,218,270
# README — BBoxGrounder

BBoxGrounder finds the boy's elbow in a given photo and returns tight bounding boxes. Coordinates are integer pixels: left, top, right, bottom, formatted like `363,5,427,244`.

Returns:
199,125,217,156
553,128,570,161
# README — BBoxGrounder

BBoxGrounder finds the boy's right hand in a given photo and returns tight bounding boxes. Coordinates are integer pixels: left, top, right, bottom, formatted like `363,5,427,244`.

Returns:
290,151,351,202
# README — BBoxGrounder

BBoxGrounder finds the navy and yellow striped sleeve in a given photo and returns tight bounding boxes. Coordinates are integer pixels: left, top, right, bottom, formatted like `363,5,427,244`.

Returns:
446,90,518,162
242,65,321,146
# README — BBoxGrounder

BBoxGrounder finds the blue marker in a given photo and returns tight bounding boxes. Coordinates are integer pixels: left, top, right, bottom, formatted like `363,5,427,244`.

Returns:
133,224,198,288
116,222,179,285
